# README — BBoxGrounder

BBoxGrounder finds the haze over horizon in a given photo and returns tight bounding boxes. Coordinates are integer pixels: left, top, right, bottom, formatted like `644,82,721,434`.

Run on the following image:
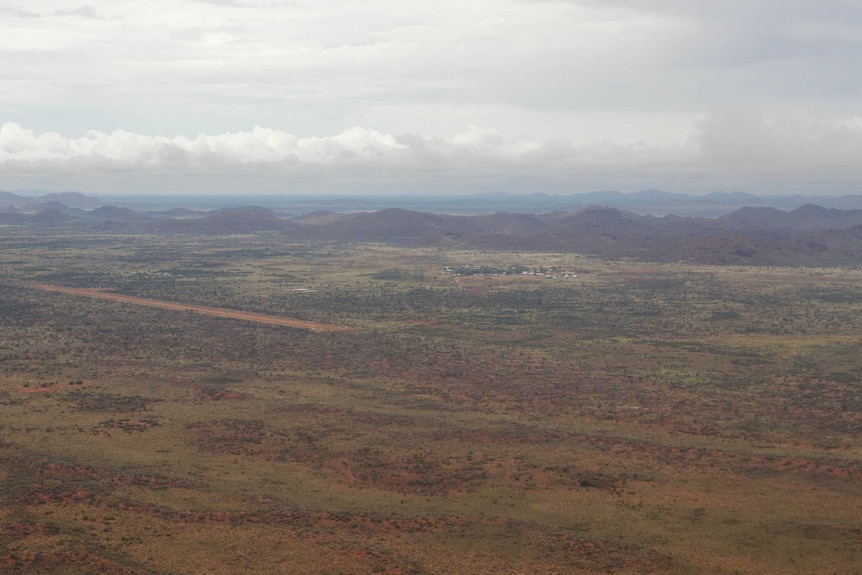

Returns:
2,1,861,196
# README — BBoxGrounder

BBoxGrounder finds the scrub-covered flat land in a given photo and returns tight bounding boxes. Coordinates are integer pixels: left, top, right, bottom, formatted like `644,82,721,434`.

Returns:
1,230,861,574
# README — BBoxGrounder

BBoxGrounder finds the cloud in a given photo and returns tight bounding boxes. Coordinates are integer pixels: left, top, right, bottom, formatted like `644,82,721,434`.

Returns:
0,122,687,194
3,0,860,142
0,122,678,169
2,111,860,195
1,2,860,195
0,123,410,166
696,107,862,177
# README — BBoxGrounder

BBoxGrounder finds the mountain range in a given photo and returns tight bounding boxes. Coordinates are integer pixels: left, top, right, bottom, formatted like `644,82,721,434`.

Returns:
8,188,862,216
5,191,862,265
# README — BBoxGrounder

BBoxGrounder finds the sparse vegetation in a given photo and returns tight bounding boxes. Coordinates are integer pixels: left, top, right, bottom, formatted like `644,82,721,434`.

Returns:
1,229,861,574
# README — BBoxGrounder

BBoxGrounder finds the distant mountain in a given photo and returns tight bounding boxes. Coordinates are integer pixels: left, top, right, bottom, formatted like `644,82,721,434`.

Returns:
291,210,349,226
456,212,545,235
704,191,763,204
630,189,687,202
7,195,862,265
31,201,82,214
717,207,787,232
89,205,147,220
718,204,862,234
306,208,452,242
31,208,74,225
12,189,861,217
0,190,104,211
788,204,862,229
0,191,26,205
37,192,103,209
145,208,206,218
816,195,862,210
158,206,293,234
287,204,862,265
578,190,627,203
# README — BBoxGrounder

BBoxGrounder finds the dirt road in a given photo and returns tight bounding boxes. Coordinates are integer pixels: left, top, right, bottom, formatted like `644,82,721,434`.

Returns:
33,284,354,332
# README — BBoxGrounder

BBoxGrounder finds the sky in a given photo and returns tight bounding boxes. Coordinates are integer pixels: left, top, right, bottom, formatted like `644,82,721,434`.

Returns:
1,0,862,196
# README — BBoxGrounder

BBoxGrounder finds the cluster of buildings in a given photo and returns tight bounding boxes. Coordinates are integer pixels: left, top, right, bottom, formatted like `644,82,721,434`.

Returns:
443,265,578,279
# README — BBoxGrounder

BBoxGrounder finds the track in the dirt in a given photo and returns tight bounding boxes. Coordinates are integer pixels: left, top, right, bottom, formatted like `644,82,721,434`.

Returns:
33,284,355,333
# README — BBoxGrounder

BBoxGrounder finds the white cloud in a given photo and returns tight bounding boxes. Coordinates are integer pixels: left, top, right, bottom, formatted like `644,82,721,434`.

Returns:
2,109,861,195
0,123,530,167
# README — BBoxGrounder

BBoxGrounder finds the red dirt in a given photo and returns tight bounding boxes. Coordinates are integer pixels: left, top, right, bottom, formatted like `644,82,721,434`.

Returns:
18,381,85,394
32,284,355,333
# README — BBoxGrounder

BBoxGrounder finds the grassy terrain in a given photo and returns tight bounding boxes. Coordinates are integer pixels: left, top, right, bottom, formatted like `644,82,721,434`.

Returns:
1,230,861,574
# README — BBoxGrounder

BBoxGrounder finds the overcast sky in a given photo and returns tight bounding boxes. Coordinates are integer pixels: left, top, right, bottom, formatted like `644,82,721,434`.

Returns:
2,0,862,196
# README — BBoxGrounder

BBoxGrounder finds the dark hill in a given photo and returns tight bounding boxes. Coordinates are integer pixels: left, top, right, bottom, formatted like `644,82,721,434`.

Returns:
158,206,292,234
9,199,862,266
31,208,74,225
301,204,862,265
544,207,667,253
717,207,788,230
787,204,862,229
454,212,545,235
32,201,87,216
718,204,862,235
292,210,352,226
89,205,146,220
313,208,454,242
553,206,646,230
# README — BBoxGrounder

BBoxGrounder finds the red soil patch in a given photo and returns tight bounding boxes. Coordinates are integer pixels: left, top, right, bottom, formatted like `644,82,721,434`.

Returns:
32,284,355,333
18,381,84,394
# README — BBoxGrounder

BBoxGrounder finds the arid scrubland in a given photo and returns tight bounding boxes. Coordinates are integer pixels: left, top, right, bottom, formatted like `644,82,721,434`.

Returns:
1,231,861,574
